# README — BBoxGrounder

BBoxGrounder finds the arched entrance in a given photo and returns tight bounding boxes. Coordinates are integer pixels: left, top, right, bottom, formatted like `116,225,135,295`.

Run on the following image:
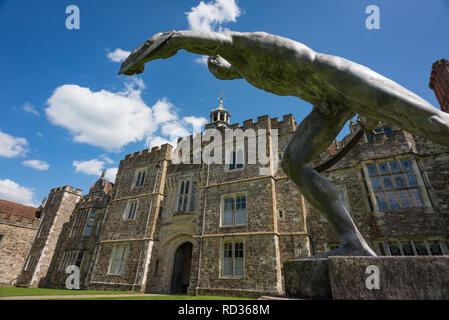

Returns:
170,242,193,294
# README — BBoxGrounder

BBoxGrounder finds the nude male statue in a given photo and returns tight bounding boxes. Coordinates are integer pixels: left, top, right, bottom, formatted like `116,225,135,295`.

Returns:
119,30,449,257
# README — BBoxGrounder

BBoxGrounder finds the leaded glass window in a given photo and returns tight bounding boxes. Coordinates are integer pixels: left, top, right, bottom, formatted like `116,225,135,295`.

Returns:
221,194,247,226
365,158,426,210
222,241,244,278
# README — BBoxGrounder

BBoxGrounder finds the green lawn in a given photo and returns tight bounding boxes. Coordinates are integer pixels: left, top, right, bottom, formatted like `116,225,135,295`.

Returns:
56,295,252,300
0,287,138,297
0,287,252,300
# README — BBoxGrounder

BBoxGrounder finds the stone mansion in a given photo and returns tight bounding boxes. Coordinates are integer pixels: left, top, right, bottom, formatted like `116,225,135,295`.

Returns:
0,59,448,298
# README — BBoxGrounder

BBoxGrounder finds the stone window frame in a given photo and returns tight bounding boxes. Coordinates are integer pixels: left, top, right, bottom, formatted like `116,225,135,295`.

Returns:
58,250,85,272
108,244,129,275
225,149,245,172
132,167,147,189
219,192,248,228
83,209,96,237
153,260,159,277
70,209,91,238
174,178,196,215
37,223,48,238
219,238,245,279
375,238,449,256
123,199,139,220
360,156,431,212
335,186,351,213
24,254,37,271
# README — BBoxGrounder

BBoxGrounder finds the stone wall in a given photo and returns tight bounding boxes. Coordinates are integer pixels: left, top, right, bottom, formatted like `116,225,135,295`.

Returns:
15,186,82,287
88,145,171,292
0,213,40,286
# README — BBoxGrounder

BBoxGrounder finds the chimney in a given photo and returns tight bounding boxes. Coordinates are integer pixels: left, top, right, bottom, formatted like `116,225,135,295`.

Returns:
429,59,449,113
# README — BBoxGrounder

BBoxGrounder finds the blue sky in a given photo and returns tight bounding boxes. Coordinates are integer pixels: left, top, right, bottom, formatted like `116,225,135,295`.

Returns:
0,0,448,206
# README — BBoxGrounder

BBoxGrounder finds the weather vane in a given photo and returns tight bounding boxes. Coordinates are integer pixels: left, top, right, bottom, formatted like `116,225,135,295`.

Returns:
219,91,225,104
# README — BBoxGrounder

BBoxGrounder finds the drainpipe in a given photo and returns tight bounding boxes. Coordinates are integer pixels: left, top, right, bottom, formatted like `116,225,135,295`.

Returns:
196,162,210,295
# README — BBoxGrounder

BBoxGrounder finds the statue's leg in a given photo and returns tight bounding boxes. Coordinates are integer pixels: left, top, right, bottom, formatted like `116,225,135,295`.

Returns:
281,104,376,258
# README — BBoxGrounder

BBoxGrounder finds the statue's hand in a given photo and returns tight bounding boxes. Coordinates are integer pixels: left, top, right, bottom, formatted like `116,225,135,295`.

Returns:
119,31,179,76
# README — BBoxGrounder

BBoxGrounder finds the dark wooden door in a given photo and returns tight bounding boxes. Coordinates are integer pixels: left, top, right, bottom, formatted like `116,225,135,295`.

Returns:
170,242,193,294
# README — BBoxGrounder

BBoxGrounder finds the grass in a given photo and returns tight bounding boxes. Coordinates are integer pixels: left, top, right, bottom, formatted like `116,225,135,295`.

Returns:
55,295,252,300
0,287,137,297
0,287,253,300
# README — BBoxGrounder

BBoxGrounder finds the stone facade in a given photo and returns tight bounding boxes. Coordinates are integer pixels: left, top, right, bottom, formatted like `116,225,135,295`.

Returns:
42,175,113,289
15,186,82,288
11,59,449,297
0,201,41,286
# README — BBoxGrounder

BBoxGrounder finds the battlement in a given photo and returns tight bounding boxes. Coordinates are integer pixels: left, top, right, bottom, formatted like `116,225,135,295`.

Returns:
175,113,297,145
120,143,173,170
50,185,83,195
117,114,297,171
0,211,40,228
225,113,296,133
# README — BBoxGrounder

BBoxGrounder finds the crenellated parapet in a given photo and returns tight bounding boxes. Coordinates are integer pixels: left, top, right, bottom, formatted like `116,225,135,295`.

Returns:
49,185,83,196
0,212,40,229
118,144,173,174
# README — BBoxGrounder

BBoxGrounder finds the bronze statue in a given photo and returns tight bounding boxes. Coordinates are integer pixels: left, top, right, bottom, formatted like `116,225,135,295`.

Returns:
119,30,449,257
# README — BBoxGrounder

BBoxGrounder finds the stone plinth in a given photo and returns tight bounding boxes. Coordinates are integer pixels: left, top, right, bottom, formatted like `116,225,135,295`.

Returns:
284,256,449,300
284,258,331,299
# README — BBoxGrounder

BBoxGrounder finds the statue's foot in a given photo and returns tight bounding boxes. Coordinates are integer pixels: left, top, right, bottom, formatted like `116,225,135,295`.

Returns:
309,243,377,259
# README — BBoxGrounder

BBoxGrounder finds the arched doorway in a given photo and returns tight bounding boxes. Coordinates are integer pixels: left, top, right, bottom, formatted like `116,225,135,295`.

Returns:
170,242,193,294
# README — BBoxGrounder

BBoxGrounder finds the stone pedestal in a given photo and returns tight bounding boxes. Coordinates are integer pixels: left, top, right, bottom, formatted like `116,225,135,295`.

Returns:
284,256,449,300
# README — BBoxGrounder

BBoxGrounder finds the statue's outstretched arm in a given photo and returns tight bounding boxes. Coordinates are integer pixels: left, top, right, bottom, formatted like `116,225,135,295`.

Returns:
119,30,234,76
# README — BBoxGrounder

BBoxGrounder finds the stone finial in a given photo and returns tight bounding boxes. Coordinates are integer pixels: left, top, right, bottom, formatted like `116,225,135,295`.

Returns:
101,169,106,178
39,196,47,209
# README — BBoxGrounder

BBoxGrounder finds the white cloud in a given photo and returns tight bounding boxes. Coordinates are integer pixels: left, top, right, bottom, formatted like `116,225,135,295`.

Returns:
161,121,191,140
46,79,207,152
0,130,29,158
107,48,131,63
183,116,207,134
23,102,39,116
195,55,209,66
46,79,155,152
73,159,117,182
145,136,172,148
152,99,179,124
22,160,50,171
100,154,114,164
105,167,118,183
186,0,241,32
37,132,44,138
73,159,105,176
0,179,38,207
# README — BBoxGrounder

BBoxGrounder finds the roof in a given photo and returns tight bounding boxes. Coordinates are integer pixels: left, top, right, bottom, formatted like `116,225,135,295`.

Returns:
0,199,40,220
